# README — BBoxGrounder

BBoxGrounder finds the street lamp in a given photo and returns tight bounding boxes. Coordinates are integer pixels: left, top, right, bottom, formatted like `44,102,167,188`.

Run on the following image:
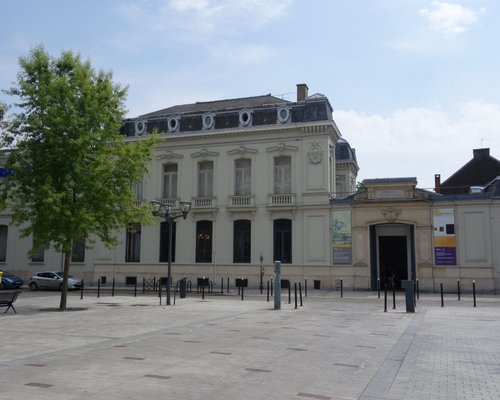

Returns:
151,200,191,305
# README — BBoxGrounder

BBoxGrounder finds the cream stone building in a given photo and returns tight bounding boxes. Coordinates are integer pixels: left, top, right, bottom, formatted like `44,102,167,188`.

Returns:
1,84,499,292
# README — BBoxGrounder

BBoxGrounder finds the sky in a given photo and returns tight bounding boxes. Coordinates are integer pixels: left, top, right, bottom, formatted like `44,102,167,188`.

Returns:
1,0,499,190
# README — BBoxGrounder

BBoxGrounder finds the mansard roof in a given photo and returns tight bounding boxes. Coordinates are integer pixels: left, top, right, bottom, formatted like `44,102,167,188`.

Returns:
121,90,335,137
141,94,289,118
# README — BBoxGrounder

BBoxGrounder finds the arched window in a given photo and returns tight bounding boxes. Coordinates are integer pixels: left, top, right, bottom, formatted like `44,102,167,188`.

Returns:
233,220,251,263
273,219,292,263
159,221,176,262
196,220,212,263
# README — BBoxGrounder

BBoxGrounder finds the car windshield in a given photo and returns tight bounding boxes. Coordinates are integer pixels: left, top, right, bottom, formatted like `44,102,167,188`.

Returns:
1,271,16,277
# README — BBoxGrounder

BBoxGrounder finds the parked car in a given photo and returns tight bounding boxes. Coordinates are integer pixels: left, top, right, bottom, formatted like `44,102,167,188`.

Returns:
29,271,82,291
0,270,24,289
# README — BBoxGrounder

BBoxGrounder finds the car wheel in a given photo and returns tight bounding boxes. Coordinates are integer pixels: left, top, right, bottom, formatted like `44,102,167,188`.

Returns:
29,282,39,291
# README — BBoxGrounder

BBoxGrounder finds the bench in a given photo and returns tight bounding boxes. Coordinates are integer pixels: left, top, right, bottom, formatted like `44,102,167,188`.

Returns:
0,290,20,314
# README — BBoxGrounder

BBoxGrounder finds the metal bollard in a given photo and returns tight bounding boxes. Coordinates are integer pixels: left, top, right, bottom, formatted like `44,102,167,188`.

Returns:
80,279,84,300
241,285,244,301
288,284,291,304
377,278,380,299
294,282,298,310
202,283,205,300
384,284,387,312
153,277,156,292
221,277,224,294
134,281,137,297
340,278,343,298
473,280,476,307
97,278,101,298
305,278,308,297
143,277,145,293
299,282,303,307
440,283,444,307
267,280,270,302
159,285,162,305
112,278,115,297
271,279,273,297
457,279,461,301
227,277,229,293
416,278,420,300
393,284,396,310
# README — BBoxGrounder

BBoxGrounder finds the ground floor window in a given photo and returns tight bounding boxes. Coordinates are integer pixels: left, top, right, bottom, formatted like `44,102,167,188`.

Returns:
159,221,176,262
196,220,212,263
125,223,141,262
273,219,292,263
71,239,85,263
233,219,251,263
0,225,7,262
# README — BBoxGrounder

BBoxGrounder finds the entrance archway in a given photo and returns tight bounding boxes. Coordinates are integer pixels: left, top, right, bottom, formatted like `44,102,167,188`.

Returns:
370,224,415,290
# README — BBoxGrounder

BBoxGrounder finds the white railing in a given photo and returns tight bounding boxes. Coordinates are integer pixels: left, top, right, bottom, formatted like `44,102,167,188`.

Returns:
229,195,254,207
157,197,178,208
193,197,216,208
269,193,296,206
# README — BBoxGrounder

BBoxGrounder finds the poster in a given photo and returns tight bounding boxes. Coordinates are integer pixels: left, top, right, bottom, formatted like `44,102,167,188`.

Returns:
433,208,456,265
332,210,352,264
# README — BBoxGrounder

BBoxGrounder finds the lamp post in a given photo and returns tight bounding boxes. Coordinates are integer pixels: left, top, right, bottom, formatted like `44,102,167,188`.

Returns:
151,200,191,306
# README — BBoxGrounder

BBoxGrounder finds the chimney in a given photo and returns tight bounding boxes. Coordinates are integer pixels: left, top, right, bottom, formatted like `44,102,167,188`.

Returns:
296,83,309,101
473,148,490,159
434,174,441,194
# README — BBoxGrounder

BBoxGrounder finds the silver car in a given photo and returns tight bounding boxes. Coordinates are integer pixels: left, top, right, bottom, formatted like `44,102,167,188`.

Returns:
29,271,82,291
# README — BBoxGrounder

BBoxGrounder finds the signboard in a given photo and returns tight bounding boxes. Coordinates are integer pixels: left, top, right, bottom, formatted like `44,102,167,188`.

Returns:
433,208,456,265
332,210,352,264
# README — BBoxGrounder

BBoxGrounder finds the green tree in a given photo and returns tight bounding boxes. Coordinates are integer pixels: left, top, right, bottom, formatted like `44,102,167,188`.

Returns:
0,46,155,310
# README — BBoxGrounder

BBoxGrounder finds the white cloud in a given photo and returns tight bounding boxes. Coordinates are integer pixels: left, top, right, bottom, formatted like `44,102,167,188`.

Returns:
116,0,292,42
419,1,485,39
209,43,273,64
334,102,500,190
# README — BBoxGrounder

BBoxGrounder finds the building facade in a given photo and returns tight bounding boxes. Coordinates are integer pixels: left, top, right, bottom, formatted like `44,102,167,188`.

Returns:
1,84,499,293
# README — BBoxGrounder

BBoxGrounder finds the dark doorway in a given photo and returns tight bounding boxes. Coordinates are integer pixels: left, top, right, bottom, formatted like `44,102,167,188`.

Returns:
378,236,407,290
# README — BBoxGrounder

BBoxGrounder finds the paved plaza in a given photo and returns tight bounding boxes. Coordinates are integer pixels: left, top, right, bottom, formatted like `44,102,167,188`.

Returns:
1,288,500,400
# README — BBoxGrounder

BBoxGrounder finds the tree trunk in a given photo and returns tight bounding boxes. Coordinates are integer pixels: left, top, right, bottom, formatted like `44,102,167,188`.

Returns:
59,251,71,310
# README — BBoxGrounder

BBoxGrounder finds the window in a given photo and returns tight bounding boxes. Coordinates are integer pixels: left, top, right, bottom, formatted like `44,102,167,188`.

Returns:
0,225,7,262
235,159,251,196
159,221,176,262
163,163,178,198
273,219,292,263
198,161,213,197
233,220,251,263
125,223,141,262
196,220,212,263
132,181,143,200
31,235,45,262
71,239,85,263
274,156,291,194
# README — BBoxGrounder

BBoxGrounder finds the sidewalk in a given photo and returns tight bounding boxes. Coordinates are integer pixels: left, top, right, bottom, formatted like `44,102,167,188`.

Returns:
1,290,499,400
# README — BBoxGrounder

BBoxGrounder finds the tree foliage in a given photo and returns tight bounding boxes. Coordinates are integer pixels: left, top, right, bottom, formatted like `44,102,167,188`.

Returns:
0,46,155,309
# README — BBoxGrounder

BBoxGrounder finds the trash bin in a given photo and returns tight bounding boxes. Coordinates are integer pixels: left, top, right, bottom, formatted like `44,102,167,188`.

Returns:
235,278,248,288
179,278,187,299
401,280,415,313
314,280,321,289
281,279,290,289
